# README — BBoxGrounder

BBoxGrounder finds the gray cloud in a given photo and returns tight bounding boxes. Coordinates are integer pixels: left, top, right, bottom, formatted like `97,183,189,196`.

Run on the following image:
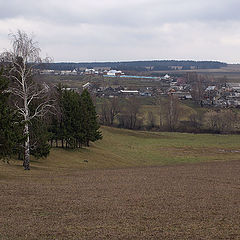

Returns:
1,0,240,26
0,0,240,62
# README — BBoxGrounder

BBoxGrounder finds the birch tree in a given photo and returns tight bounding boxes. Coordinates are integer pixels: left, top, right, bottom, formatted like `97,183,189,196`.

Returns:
1,30,52,170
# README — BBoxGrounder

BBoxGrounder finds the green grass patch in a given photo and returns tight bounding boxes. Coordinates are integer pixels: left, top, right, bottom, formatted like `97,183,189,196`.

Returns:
1,127,240,178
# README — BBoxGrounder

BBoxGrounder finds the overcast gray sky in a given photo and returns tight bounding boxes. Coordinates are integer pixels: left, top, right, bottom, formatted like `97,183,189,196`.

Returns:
0,0,240,63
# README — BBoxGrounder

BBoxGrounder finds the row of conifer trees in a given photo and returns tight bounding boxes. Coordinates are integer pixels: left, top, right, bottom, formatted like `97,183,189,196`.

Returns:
48,85,102,149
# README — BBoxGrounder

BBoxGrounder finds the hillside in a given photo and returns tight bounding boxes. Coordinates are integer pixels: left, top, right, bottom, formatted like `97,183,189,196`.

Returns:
2,127,240,178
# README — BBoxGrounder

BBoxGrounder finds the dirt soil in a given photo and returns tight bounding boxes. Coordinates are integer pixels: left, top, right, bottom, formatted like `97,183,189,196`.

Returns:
1,160,240,240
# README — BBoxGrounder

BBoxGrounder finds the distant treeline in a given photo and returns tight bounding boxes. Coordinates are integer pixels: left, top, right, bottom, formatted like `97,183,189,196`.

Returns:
41,60,227,71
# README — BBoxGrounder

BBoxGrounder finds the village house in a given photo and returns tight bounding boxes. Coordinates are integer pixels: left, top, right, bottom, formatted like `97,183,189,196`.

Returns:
107,70,124,76
119,90,139,96
59,69,78,75
82,82,92,89
226,83,240,92
85,69,96,75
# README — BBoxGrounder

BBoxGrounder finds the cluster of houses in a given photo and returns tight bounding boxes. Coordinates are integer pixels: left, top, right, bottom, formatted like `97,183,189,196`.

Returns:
40,69,78,76
85,69,124,76
202,83,240,108
40,68,124,76
83,74,240,108
41,67,240,108
82,75,187,98
86,85,153,98
166,79,240,108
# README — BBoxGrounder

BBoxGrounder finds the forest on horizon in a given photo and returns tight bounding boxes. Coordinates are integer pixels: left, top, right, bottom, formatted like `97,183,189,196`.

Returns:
42,60,227,71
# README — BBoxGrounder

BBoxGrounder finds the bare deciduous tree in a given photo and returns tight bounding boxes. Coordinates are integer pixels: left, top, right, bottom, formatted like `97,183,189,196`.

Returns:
100,97,120,126
165,94,181,131
189,112,203,130
154,95,165,129
1,30,52,170
187,72,205,104
204,109,238,133
118,97,141,129
108,97,120,125
146,111,155,129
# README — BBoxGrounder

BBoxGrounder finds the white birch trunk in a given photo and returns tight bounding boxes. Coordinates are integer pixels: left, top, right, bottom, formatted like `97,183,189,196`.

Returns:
23,122,30,170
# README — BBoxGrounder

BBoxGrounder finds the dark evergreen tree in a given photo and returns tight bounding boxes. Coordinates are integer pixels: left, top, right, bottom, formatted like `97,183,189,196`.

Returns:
61,89,81,148
0,69,22,161
29,117,51,159
48,87,102,149
80,89,102,147
48,84,65,148
48,116,59,147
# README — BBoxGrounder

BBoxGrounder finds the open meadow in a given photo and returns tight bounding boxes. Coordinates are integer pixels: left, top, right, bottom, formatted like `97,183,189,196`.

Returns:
1,127,240,239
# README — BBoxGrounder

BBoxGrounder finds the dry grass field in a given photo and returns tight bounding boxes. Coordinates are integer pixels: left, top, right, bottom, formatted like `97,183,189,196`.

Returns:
1,161,240,239
1,127,240,239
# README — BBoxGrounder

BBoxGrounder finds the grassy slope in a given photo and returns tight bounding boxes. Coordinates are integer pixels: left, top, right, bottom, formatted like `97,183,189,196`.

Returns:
1,127,240,178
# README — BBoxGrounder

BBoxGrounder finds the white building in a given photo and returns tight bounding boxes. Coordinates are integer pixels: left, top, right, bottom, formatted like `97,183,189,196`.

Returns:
107,70,124,76
205,86,217,91
82,82,92,89
85,69,96,75
40,70,55,75
163,74,170,80
120,90,139,95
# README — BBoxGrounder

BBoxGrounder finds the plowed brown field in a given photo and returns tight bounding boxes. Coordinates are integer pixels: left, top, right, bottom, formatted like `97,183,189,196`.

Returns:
1,160,240,239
